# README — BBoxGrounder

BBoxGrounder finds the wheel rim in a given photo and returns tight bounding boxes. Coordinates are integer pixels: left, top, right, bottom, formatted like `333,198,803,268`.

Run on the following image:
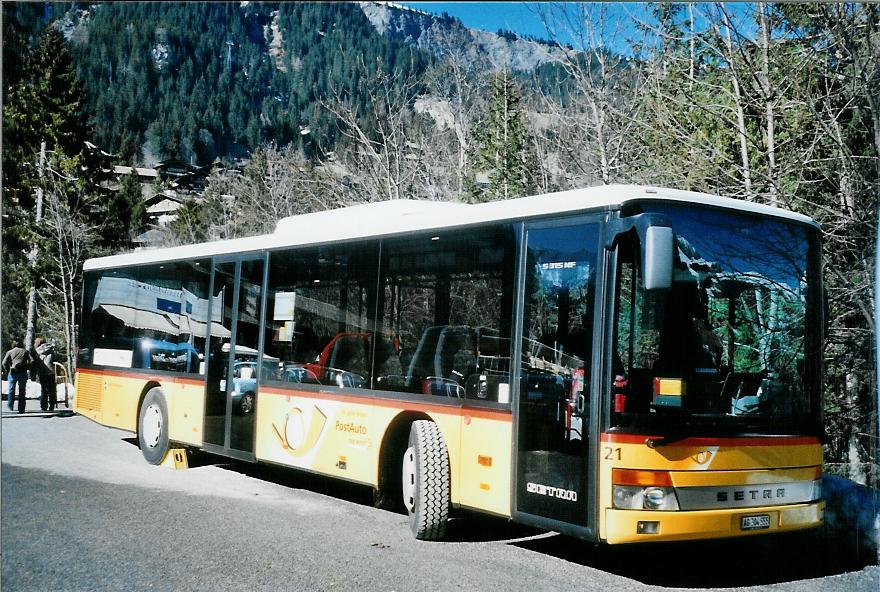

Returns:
242,394,254,414
402,446,417,513
142,403,163,448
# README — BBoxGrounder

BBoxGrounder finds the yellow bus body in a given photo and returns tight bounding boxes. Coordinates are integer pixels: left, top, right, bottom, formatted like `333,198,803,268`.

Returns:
76,367,822,543
75,368,513,516
599,433,823,543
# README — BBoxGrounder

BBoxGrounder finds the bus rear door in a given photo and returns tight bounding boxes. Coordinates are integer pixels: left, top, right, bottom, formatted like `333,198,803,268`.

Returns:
203,256,267,459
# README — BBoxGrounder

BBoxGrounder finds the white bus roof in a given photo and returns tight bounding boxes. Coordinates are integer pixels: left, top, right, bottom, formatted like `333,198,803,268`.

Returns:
84,184,818,271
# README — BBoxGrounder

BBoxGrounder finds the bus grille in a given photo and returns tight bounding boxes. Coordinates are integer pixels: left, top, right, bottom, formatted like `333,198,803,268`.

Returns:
76,372,103,412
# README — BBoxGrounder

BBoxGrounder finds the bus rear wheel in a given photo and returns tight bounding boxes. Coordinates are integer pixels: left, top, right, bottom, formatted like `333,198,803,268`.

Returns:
138,387,170,465
402,420,449,540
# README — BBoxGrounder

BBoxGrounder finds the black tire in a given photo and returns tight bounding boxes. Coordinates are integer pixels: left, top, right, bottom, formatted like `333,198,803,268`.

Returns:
402,420,450,540
239,391,255,415
138,387,170,465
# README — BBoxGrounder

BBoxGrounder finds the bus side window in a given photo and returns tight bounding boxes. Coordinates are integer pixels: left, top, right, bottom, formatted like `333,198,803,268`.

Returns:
377,225,515,400
80,260,211,374
264,243,379,390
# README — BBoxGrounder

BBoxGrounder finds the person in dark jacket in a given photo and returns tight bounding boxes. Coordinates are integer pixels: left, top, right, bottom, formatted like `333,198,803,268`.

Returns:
32,336,57,412
2,338,30,413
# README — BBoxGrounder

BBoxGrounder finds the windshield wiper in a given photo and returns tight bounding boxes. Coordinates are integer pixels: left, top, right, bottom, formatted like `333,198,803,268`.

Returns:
643,418,766,447
645,432,693,448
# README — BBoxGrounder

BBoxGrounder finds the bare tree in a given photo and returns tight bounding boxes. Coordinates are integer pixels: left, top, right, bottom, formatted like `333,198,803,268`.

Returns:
164,145,349,245
38,158,100,377
631,2,878,483
323,56,436,203
531,3,647,187
421,30,492,199
793,2,880,484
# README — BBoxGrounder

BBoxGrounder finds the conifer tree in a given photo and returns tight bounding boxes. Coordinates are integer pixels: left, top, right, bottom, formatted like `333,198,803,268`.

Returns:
4,27,90,210
104,170,146,244
469,70,535,202
2,26,93,348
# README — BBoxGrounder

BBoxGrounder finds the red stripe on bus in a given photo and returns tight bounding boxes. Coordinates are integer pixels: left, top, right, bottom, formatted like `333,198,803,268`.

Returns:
77,367,512,420
260,386,512,421
600,433,820,447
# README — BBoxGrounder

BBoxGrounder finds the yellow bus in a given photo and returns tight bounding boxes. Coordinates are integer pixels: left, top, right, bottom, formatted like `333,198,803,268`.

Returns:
75,185,824,543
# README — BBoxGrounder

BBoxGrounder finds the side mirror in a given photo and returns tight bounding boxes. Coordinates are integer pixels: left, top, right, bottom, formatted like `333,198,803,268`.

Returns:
643,226,674,290
605,213,675,291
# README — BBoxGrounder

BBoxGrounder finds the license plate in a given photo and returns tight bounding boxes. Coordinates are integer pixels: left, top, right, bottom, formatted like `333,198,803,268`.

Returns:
740,514,771,530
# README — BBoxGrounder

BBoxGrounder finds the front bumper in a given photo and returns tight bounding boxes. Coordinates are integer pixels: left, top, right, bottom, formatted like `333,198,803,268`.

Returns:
604,500,824,544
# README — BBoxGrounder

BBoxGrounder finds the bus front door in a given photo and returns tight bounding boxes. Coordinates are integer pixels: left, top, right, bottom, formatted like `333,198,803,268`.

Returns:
514,221,600,531
204,257,266,459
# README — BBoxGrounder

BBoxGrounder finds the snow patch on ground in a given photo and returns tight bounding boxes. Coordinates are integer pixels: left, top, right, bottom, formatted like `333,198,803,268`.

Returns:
151,42,170,71
55,6,94,43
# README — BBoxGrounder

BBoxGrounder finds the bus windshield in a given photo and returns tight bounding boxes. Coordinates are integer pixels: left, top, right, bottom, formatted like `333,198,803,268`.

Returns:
612,204,821,437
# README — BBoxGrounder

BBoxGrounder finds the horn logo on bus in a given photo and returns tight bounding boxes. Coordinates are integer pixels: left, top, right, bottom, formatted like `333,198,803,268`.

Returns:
277,405,327,457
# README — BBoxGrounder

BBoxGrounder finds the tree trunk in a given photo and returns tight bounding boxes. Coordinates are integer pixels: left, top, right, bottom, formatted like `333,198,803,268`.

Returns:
688,3,695,87
757,3,778,207
25,140,47,349
722,25,754,200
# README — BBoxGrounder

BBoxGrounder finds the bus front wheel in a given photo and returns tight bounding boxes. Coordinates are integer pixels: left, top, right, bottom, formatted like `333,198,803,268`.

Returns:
239,392,255,415
138,387,170,465
402,420,449,540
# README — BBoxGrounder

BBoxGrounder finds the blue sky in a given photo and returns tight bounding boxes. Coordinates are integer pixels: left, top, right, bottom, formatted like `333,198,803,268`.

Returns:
402,2,578,40
400,3,757,55
401,2,652,51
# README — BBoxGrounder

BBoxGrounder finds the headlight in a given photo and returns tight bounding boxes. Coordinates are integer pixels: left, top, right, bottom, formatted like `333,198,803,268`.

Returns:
613,484,638,509
612,485,680,510
644,487,672,509
612,469,679,510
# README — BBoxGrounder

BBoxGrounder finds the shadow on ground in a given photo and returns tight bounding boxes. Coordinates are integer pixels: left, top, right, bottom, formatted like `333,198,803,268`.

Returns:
125,441,877,587
513,529,876,588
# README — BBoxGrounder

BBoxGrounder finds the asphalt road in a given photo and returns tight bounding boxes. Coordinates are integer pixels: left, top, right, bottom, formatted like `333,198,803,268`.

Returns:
1,411,877,592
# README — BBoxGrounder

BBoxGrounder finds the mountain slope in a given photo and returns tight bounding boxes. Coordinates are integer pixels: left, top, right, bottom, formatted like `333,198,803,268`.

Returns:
5,1,564,166
358,2,564,71
57,2,431,165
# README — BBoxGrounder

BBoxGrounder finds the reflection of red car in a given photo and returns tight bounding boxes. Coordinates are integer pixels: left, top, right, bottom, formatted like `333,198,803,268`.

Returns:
305,333,371,388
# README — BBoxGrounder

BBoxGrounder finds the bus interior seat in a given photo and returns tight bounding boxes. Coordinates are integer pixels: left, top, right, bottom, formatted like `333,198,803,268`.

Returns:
404,326,443,393
405,326,478,395
327,334,370,381
438,328,477,382
723,371,766,414
624,369,655,413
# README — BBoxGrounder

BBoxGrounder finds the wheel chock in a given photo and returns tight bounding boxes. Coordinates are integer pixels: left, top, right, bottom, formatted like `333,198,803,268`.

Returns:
161,448,189,469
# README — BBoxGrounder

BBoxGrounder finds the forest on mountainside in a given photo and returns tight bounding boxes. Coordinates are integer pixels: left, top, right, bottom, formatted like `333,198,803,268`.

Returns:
68,2,432,164
2,2,878,485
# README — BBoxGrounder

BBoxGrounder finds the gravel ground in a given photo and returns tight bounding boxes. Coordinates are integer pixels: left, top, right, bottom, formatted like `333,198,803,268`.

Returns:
1,412,877,591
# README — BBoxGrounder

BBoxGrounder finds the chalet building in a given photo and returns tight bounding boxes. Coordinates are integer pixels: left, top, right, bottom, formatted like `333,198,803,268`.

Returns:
108,158,221,246
104,153,251,247
154,158,213,193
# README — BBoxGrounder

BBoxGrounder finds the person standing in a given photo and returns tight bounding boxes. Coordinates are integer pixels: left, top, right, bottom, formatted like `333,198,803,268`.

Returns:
2,338,31,414
32,337,57,412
